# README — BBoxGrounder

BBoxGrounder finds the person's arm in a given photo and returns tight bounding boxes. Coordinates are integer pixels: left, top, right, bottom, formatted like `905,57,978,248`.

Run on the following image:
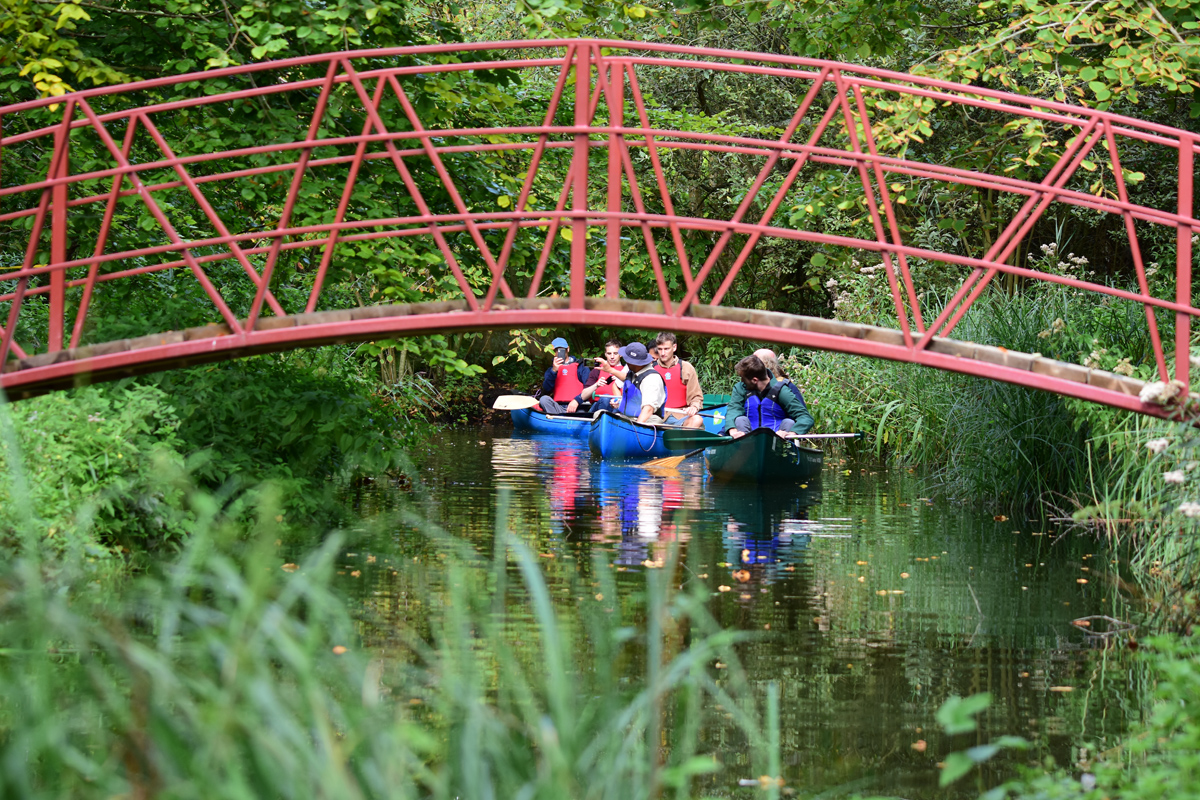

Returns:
723,381,748,434
541,366,558,396
571,367,604,410
779,382,814,435
682,361,704,414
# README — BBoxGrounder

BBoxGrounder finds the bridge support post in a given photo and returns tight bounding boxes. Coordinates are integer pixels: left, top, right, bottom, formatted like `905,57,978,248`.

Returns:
1178,135,1194,388
49,105,70,353
605,61,623,300
569,47,591,310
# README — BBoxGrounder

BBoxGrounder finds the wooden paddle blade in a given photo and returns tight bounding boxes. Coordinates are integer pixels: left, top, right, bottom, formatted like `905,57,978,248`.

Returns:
492,395,541,410
640,448,706,470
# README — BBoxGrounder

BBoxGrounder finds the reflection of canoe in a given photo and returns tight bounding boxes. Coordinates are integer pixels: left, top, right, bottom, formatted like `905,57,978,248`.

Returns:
511,407,592,437
705,428,823,483
588,406,730,460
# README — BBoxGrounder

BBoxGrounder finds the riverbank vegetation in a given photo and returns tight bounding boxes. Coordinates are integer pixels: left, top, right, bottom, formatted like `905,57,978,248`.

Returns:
0,476,776,798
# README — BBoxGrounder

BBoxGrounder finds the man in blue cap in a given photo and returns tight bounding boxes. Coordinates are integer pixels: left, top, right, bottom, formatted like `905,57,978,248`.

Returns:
538,336,594,414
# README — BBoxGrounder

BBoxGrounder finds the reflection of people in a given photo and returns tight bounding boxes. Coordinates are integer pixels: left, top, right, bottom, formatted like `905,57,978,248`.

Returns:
539,336,593,414
613,342,667,424
725,355,815,439
575,339,626,413
654,332,705,429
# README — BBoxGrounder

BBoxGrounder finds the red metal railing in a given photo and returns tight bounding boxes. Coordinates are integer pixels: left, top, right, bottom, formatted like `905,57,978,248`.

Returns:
0,40,1196,410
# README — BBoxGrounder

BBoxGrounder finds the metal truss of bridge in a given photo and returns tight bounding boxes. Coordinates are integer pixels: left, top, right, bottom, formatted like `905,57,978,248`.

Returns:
0,40,1196,414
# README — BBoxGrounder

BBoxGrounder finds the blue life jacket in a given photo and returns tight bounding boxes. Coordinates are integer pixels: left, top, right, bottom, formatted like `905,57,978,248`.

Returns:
618,368,663,417
744,381,788,431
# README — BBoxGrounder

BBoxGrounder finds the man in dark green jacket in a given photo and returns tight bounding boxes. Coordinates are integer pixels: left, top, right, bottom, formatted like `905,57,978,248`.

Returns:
724,354,815,439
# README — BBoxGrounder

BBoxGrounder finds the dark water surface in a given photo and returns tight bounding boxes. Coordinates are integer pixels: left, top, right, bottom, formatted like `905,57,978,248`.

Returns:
334,427,1145,798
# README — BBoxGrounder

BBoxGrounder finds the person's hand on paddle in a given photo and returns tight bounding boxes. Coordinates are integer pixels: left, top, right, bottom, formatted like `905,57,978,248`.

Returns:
683,404,698,417
729,429,746,439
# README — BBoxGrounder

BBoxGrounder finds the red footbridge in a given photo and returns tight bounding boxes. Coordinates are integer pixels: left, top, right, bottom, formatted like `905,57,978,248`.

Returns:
0,40,1196,414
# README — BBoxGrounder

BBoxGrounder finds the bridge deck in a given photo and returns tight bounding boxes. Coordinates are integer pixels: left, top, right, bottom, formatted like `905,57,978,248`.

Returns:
1,298,1145,406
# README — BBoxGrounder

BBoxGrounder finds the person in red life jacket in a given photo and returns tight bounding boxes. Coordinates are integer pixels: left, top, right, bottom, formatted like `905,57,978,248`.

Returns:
568,339,627,413
538,336,593,414
754,348,811,413
724,354,814,439
613,341,668,424
653,332,705,429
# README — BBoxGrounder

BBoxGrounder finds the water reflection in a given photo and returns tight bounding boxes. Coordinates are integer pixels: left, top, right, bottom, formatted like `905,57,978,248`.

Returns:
348,428,1148,799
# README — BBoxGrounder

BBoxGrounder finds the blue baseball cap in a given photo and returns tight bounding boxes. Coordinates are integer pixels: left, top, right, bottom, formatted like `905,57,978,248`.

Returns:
550,337,569,349
620,341,653,366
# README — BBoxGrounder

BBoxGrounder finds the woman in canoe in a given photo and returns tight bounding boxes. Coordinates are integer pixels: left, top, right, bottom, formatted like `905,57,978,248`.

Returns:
725,354,814,439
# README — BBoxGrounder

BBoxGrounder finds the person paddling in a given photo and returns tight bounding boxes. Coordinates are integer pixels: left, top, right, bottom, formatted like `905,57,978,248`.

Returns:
725,354,814,438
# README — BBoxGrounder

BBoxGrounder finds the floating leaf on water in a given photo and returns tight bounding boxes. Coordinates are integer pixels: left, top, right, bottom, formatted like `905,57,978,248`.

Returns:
1050,686,1074,692
857,576,866,582
717,585,732,592
912,739,927,752
281,563,298,572
594,593,604,601
994,515,1009,522
856,560,869,565
332,646,348,655
900,572,910,578
350,570,361,578
732,570,751,583
877,590,888,596
1077,578,1089,584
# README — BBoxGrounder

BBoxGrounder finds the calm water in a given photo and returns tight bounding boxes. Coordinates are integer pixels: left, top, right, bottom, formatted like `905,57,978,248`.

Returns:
333,427,1146,798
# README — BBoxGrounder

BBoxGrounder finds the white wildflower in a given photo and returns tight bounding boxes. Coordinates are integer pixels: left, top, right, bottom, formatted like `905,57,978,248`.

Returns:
1164,470,1186,484
1113,358,1134,377
1145,437,1171,454
1178,501,1200,518
1140,380,1186,406
825,278,839,289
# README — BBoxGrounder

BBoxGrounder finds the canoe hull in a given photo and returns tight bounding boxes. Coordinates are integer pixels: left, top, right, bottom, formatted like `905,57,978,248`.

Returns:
705,429,823,483
512,403,727,439
588,411,671,459
510,407,592,438
588,406,730,460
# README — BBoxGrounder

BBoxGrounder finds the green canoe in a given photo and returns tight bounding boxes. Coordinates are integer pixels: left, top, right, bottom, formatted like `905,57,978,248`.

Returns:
704,428,823,484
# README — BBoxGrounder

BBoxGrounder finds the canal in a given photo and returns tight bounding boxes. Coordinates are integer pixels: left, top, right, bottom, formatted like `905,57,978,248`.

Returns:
331,427,1145,798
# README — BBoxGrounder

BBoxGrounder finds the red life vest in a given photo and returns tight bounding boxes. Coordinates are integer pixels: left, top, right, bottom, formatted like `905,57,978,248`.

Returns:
654,362,687,408
595,365,625,397
595,375,622,396
552,362,586,401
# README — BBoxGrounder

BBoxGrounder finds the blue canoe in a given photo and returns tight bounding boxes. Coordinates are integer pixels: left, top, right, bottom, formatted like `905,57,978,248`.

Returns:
588,406,729,460
512,394,730,440
511,406,593,437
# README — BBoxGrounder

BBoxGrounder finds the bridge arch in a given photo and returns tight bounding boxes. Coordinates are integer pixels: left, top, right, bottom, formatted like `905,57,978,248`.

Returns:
0,40,1195,413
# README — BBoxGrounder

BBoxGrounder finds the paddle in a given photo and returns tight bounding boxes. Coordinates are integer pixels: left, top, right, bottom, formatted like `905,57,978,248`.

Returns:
491,395,541,410
643,431,863,470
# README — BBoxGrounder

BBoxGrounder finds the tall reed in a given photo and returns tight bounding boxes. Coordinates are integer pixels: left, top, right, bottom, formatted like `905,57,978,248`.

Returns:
0,395,778,800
